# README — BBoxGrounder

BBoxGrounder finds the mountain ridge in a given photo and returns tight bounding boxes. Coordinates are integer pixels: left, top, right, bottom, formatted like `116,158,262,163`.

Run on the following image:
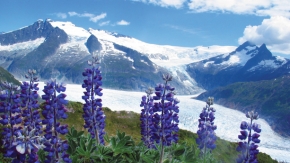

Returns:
0,19,236,94
1,19,289,95
185,42,290,90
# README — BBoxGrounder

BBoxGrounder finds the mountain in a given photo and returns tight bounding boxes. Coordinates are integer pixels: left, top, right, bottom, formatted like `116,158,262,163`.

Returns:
196,75,290,136
0,66,21,85
1,19,289,95
0,19,235,94
186,41,290,90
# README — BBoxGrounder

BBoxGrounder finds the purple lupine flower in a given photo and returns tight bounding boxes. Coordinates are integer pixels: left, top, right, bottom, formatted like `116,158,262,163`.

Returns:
7,69,45,162
0,81,22,160
82,55,106,145
196,97,217,155
41,79,71,163
236,111,261,163
150,74,179,162
13,126,45,162
140,87,154,148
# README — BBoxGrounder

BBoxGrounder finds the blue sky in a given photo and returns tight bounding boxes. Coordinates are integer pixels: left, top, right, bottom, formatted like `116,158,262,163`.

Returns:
1,0,290,55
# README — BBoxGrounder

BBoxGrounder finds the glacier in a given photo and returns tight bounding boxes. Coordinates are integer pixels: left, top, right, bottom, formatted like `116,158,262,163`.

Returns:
37,82,290,162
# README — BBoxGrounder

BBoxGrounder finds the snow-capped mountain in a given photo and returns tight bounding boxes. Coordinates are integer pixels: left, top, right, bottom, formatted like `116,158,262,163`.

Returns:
186,41,290,90
1,19,288,94
0,19,235,94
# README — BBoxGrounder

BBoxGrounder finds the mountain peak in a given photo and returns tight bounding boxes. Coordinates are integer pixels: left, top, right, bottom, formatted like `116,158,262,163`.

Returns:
259,43,267,50
236,41,256,52
45,18,53,22
257,43,271,56
86,34,102,54
0,19,54,45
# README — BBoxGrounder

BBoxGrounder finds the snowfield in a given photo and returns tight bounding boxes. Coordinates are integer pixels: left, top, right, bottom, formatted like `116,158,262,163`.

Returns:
38,82,290,162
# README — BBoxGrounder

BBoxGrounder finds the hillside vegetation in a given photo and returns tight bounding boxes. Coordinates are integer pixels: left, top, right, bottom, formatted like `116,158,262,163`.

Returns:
0,66,21,85
62,101,277,163
196,75,290,137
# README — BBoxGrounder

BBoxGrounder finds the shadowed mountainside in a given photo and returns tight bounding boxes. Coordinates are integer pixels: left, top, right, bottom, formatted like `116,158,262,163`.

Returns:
196,75,290,136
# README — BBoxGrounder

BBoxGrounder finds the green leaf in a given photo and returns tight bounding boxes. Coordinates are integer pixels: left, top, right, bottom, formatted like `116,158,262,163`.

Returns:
116,137,128,149
77,131,85,137
37,149,45,163
184,152,196,163
87,138,93,153
174,148,185,157
76,147,86,155
80,138,86,150
163,159,170,163
111,137,116,147
104,134,110,143
72,128,78,137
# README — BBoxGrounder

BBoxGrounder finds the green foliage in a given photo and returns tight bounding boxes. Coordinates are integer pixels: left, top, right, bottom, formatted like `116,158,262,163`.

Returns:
37,149,46,163
0,125,12,163
0,66,21,86
257,152,279,163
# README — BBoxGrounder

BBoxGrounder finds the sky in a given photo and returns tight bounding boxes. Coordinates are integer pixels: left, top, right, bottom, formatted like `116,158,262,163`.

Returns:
0,0,290,55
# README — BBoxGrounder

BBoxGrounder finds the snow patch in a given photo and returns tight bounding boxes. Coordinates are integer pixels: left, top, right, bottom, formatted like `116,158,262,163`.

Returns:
204,61,214,67
89,29,236,67
248,59,287,71
140,60,149,65
50,21,90,38
276,56,287,63
183,80,194,87
124,56,134,62
99,41,124,55
49,21,93,53
0,38,45,51
221,49,253,67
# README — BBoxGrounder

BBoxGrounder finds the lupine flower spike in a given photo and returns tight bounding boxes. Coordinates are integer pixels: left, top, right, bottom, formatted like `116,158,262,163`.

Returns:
82,54,106,145
236,111,261,163
13,69,44,162
196,97,217,156
151,74,180,163
41,79,71,163
21,69,42,134
0,81,22,161
140,87,154,148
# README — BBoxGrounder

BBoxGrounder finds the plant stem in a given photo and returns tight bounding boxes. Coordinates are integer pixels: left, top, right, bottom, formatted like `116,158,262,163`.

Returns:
159,81,168,163
91,68,100,144
53,88,59,162
246,118,253,161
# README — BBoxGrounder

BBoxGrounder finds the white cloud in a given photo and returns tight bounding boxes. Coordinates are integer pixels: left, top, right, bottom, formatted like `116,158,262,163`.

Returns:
90,13,107,23
117,20,130,25
188,0,290,18
238,16,290,54
68,11,107,22
99,21,110,26
133,0,290,17
68,12,78,16
56,12,67,19
133,0,187,8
